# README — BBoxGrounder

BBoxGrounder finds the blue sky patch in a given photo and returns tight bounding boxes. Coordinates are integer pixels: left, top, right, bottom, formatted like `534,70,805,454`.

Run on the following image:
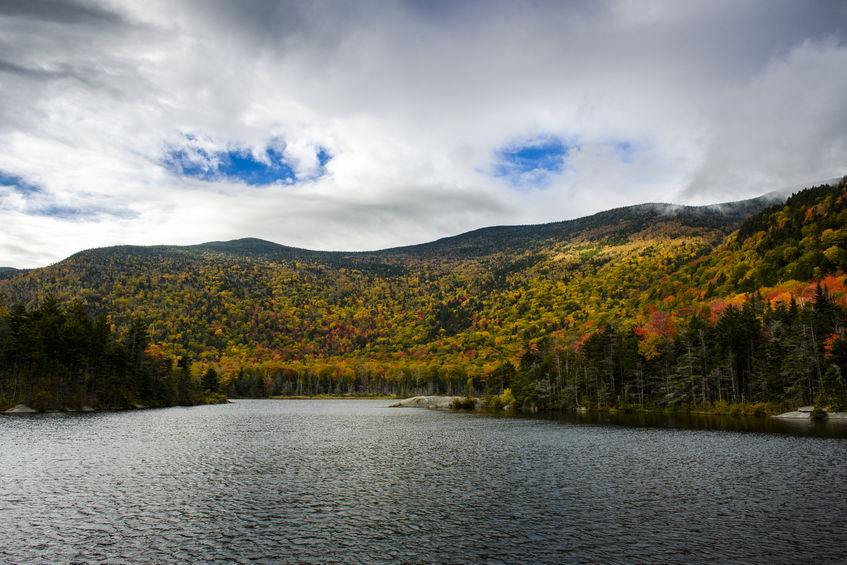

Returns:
316,147,331,167
492,137,572,189
0,170,42,195
217,147,296,185
34,204,136,221
164,138,331,186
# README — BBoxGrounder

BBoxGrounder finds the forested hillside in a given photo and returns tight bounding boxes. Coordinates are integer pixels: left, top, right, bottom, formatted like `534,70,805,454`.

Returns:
1,180,845,411
524,179,847,412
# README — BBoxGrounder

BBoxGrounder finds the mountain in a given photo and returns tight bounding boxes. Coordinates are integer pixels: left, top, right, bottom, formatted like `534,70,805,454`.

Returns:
0,267,20,280
378,196,773,259
1,179,845,411
0,194,770,360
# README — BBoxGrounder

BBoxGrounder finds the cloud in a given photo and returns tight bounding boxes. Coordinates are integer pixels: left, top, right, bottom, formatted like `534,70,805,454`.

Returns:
0,0,128,26
0,0,845,267
683,38,847,201
1,170,137,223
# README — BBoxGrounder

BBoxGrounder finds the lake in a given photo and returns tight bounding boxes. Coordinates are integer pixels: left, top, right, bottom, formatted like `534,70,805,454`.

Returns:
1,399,845,563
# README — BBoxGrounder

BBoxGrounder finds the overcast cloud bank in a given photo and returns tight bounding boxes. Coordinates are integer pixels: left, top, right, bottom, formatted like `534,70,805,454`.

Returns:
1,0,846,267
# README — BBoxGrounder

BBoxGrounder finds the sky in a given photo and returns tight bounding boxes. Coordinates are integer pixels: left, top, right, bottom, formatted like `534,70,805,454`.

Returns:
1,0,846,268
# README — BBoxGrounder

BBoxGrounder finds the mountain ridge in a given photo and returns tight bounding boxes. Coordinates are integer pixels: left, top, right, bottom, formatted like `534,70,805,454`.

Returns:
40,192,782,268
0,188,782,365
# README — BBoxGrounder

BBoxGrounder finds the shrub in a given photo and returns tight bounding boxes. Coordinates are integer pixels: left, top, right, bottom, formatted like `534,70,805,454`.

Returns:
450,396,477,410
810,406,828,420
485,388,516,410
31,389,55,412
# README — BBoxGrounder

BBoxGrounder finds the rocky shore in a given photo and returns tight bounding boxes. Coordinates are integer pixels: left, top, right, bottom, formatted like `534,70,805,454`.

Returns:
4,404,37,414
389,396,477,410
3,403,147,414
773,406,847,420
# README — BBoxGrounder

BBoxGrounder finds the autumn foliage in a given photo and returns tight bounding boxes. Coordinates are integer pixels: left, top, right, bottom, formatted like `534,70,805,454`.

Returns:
0,178,845,410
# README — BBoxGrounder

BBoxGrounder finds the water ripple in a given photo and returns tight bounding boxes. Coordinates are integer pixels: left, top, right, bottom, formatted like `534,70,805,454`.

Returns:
1,400,845,563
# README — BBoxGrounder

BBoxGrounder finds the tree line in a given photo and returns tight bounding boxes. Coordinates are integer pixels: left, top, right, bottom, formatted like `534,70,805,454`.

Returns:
506,283,847,412
3,288,844,414
210,282,846,415
0,298,225,411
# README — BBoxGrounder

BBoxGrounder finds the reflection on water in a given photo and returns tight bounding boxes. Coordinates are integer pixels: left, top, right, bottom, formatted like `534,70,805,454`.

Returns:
540,409,847,438
1,400,845,563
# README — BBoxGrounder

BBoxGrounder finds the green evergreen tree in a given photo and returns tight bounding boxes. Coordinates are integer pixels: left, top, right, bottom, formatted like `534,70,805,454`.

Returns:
202,366,218,393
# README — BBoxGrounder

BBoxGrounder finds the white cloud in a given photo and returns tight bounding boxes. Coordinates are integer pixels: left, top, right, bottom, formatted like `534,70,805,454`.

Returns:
0,0,845,268
684,38,847,200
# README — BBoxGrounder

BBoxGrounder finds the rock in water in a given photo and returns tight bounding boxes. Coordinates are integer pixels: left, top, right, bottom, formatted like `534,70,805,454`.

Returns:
389,396,466,409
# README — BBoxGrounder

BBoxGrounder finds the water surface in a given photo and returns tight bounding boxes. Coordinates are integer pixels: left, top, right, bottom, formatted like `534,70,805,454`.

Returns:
1,400,845,563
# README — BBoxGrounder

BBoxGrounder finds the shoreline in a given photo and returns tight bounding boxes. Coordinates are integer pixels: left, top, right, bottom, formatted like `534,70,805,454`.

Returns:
388,396,847,422
2,396,229,415
2,403,149,415
773,409,847,420
268,395,399,400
